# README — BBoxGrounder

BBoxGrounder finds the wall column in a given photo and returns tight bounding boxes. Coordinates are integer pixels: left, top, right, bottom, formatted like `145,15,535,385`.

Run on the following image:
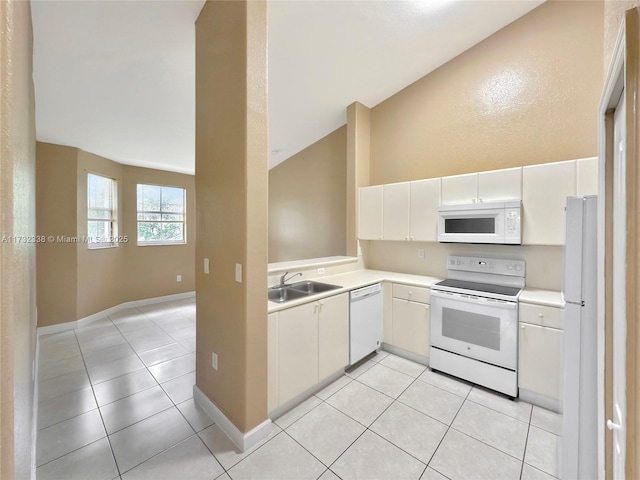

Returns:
195,0,269,436
346,101,371,256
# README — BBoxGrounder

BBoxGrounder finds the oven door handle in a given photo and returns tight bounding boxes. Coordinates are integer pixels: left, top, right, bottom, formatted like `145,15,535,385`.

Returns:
430,289,518,310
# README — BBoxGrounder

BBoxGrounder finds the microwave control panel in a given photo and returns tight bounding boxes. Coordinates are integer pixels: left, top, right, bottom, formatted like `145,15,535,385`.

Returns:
505,208,521,237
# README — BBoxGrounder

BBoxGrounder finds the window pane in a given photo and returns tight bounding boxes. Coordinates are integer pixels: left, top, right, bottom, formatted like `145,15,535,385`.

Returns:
88,174,112,210
138,184,161,212
161,187,184,213
89,208,112,220
138,222,161,242
137,212,161,221
88,221,112,243
136,184,186,244
161,213,184,222
161,222,184,242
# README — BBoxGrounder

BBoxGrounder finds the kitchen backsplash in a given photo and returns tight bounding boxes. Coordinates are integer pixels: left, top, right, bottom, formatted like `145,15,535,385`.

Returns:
363,241,563,291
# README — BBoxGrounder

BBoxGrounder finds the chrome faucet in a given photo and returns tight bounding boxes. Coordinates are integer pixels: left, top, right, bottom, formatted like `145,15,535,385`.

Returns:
279,271,302,287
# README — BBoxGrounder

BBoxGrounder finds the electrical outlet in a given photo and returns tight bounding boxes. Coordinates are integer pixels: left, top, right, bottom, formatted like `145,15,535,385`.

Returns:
211,352,218,370
176,275,182,282
204,258,210,275
235,263,242,283
317,267,325,275
418,248,425,259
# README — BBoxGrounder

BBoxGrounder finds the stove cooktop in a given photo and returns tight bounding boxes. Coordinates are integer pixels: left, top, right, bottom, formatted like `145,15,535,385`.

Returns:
433,279,522,298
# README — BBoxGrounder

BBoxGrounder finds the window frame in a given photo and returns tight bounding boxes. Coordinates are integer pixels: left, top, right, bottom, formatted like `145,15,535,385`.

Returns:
87,172,118,249
136,183,187,246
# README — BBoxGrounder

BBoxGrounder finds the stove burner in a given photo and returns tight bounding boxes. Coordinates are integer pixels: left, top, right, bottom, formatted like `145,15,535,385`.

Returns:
434,279,521,297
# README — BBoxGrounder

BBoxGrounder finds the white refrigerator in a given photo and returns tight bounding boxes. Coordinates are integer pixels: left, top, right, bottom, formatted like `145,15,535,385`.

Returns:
562,195,598,480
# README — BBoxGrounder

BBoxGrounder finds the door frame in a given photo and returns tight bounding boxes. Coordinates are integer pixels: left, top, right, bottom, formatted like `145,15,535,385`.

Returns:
598,7,639,479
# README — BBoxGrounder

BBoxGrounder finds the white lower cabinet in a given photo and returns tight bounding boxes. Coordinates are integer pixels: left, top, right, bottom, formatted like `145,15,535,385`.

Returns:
518,322,563,400
318,293,349,381
389,284,431,357
270,293,349,410
277,301,319,407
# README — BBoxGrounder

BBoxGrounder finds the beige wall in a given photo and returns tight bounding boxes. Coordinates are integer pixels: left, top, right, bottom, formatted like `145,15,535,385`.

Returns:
269,126,346,262
36,144,195,326
36,143,78,326
121,165,196,303
76,149,125,320
195,0,268,433
0,0,38,478
370,0,604,185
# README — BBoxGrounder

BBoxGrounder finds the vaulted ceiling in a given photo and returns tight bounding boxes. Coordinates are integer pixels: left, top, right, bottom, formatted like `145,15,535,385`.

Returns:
31,0,545,174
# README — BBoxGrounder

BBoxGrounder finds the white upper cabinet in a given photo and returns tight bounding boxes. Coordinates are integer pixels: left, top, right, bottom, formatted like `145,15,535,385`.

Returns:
441,167,522,205
358,185,383,240
382,182,410,241
441,173,477,205
576,157,598,196
409,178,441,242
522,160,576,245
477,167,522,203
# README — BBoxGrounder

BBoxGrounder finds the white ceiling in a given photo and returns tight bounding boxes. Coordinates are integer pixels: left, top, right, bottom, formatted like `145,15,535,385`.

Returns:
31,0,545,174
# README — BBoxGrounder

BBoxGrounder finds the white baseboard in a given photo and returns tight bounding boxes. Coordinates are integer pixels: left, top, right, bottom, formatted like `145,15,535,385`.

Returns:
31,335,40,480
193,385,272,453
519,388,561,413
37,291,195,336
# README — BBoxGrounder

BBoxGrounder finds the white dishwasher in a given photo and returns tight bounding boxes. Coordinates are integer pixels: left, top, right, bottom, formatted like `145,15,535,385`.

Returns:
350,283,383,365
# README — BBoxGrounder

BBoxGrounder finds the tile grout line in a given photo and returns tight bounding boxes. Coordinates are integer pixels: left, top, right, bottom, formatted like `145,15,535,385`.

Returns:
519,405,534,480
100,303,209,477
75,326,123,479
417,371,473,476
35,301,199,476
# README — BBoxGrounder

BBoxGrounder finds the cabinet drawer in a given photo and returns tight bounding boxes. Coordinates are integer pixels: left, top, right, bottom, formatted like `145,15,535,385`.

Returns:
519,302,563,329
392,284,430,304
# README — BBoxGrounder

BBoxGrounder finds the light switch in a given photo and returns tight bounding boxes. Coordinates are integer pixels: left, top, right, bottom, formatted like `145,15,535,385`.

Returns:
418,248,425,259
204,258,210,275
235,263,242,283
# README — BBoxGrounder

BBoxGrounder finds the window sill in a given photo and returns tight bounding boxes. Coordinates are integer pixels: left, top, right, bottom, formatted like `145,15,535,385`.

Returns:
88,244,118,250
137,242,187,247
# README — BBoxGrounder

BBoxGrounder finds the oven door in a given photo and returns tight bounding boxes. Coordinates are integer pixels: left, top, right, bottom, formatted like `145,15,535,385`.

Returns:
430,289,518,369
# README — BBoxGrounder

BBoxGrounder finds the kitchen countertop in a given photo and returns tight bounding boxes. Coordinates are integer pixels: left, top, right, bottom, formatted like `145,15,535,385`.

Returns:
268,268,563,313
519,288,563,308
268,269,442,313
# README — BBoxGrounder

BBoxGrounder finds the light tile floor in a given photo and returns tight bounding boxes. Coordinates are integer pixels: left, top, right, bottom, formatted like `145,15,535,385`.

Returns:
36,299,562,480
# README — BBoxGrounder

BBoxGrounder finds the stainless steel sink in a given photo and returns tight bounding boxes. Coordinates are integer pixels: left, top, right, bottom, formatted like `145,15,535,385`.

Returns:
267,281,342,303
289,281,342,294
267,287,308,303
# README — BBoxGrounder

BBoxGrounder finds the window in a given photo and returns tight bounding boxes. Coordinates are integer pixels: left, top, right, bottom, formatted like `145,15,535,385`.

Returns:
87,173,117,247
137,184,186,245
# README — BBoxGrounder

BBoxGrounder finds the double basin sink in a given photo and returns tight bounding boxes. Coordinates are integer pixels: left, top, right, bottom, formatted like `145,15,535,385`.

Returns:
268,281,342,303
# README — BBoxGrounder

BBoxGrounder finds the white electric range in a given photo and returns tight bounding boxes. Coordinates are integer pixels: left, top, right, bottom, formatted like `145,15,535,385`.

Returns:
429,255,525,397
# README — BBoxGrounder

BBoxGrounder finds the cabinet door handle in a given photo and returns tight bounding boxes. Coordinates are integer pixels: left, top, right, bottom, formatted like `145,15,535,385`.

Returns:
379,235,382,240
520,324,526,329
405,236,409,240
410,236,414,240
478,197,483,203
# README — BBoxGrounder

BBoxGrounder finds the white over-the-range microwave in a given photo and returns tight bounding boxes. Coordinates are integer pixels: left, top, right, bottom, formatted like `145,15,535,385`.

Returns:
437,200,522,244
